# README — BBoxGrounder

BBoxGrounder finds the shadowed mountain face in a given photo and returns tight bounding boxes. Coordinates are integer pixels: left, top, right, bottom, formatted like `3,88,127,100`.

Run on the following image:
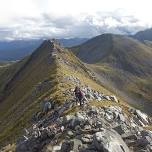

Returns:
0,40,60,146
71,34,152,115
133,28,152,41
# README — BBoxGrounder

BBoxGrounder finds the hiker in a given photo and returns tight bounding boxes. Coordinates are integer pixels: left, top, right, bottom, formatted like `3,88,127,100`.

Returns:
74,86,84,106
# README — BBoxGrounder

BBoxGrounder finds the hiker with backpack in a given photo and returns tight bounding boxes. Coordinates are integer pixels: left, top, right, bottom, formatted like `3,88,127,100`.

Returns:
74,86,84,106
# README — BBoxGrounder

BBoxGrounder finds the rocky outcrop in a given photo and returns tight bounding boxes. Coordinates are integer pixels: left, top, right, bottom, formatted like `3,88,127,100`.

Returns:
93,129,130,152
16,96,152,152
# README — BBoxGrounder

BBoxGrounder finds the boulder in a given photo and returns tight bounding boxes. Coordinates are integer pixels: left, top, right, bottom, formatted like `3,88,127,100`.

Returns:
81,134,93,144
63,115,75,124
113,125,126,135
67,130,74,138
141,130,152,139
122,133,137,140
72,139,83,152
88,107,98,116
135,110,149,126
68,113,86,129
105,112,114,122
93,128,130,152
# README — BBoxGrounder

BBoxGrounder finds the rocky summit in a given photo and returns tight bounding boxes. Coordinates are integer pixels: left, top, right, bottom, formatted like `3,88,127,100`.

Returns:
0,39,152,152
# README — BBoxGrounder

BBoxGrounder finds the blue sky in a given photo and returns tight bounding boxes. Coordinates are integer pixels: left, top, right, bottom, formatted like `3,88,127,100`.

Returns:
0,0,152,40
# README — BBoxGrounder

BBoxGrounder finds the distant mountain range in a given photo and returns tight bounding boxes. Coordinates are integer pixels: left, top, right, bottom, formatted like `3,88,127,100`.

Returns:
133,28,152,41
1,28,152,61
0,38,88,61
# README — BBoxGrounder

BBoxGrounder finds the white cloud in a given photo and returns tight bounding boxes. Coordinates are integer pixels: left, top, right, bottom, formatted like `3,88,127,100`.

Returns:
0,0,152,40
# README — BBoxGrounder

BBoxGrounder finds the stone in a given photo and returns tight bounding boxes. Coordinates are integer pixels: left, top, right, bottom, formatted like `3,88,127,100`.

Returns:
63,115,75,124
110,95,119,103
68,113,86,129
88,106,98,116
85,93,94,99
67,130,74,138
136,136,151,147
117,113,126,122
122,133,137,140
60,140,74,152
105,112,114,122
51,143,62,152
72,139,83,152
81,134,93,144
113,125,126,135
133,116,144,126
141,130,152,139
76,112,85,121
84,125,92,130
93,128,130,152
135,110,149,126
104,96,111,101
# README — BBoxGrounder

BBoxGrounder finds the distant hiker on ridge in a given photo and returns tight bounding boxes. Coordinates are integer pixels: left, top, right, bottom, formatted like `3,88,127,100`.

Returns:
74,86,84,106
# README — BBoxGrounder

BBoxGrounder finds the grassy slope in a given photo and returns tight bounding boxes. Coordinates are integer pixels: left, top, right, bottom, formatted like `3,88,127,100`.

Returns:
71,34,152,115
0,41,59,147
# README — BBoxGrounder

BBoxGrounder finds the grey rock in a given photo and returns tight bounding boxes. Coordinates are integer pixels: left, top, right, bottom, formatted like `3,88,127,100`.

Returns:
93,128,130,152
72,139,83,152
63,115,75,124
122,133,137,140
109,95,119,103
68,113,86,129
135,110,149,126
84,125,92,130
141,130,152,139
113,125,126,135
105,112,114,122
88,107,98,116
67,130,74,138
136,136,151,147
81,134,93,144
60,140,74,152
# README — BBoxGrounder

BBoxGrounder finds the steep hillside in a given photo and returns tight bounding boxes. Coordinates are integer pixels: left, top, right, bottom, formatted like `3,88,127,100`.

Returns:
133,28,152,41
0,40,60,146
71,34,152,115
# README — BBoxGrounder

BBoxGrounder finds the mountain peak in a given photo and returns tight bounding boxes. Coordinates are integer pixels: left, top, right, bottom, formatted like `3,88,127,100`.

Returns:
42,39,61,48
